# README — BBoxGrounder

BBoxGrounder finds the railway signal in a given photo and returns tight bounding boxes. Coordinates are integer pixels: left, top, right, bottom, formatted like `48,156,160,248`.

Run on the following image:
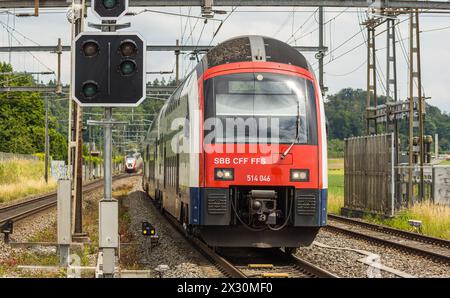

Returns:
72,32,146,107
91,0,129,21
142,221,156,236
1,219,13,244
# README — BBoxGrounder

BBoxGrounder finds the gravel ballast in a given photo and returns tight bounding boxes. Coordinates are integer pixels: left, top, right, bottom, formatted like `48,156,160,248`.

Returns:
296,229,450,278
125,179,223,278
0,176,140,277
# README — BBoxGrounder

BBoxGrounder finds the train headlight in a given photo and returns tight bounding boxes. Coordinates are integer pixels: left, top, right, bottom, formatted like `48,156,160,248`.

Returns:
290,169,309,182
214,168,234,181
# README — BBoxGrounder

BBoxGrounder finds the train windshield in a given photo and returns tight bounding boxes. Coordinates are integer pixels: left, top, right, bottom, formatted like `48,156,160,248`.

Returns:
204,72,317,144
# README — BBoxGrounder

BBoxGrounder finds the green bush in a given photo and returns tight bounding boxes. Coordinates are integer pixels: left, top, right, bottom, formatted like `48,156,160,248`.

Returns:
113,155,123,164
328,139,344,158
84,155,102,167
0,159,45,185
33,152,45,161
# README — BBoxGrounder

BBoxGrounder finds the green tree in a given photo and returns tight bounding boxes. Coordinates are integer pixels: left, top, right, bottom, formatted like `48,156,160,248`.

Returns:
0,62,68,160
324,88,450,152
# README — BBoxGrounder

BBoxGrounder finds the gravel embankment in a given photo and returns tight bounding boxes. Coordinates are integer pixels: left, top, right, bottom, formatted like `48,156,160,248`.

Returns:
125,179,223,278
3,175,448,279
296,229,450,278
0,176,139,277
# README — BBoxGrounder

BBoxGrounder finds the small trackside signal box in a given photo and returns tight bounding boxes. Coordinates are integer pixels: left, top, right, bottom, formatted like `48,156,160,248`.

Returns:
142,221,156,236
72,32,146,107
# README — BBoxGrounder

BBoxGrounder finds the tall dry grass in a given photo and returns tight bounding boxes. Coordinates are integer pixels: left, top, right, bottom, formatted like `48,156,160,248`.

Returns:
0,159,56,203
365,202,450,240
326,159,450,239
407,201,450,239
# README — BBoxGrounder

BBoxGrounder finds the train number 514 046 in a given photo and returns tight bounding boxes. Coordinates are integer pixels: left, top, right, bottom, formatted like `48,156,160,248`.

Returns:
247,175,271,182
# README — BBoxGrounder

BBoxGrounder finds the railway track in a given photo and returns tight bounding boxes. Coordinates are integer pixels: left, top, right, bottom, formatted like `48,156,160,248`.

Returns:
0,173,139,225
326,214,450,264
158,199,337,278
221,247,339,278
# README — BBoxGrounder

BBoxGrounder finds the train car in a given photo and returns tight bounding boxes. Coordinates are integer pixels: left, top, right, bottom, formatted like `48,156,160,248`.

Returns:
142,36,327,252
124,153,143,173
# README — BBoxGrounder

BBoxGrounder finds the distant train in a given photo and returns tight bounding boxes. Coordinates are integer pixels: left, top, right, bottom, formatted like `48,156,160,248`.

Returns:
142,36,327,253
124,153,143,173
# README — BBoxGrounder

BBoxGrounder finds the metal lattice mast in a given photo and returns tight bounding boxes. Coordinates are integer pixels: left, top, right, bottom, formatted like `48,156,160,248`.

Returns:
366,20,377,135
408,10,425,203
386,18,398,103
385,15,400,205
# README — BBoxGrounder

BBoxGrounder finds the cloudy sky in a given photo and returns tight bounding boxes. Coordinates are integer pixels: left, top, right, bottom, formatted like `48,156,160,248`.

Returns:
0,6,449,112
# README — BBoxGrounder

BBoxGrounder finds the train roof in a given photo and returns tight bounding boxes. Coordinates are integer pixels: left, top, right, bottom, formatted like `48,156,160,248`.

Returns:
197,35,310,75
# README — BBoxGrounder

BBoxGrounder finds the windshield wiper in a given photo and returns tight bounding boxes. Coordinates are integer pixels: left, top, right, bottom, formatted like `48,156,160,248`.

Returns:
281,101,300,160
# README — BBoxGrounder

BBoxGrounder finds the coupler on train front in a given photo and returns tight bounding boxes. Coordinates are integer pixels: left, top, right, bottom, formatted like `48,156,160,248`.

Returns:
190,186,327,249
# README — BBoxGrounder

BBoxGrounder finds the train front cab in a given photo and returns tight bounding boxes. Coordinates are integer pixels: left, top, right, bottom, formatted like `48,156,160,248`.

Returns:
191,62,328,248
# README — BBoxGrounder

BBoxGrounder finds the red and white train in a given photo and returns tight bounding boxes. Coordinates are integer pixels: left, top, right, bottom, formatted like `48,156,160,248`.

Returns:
142,36,327,252
124,153,143,173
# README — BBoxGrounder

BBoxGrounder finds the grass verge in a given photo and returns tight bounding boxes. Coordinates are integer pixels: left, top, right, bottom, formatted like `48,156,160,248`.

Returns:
0,181,137,277
326,158,450,240
363,202,450,240
438,159,450,165
0,159,56,203
328,159,344,215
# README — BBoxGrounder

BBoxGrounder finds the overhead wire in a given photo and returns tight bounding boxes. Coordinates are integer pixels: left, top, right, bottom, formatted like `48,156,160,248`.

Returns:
288,7,349,45
194,20,207,54
420,24,450,32
356,9,387,95
272,8,295,37
132,8,222,23
208,0,242,46
317,11,438,97
0,18,40,46
316,13,416,69
285,8,318,44
0,20,54,74
326,60,367,77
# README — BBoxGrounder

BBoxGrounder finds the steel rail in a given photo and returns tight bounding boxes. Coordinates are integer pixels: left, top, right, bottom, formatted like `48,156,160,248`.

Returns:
328,214,450,248
155,195,337,278
325,223,450,264
226,248,338,278
161,209,246,278
0,173,139,225
289,254,339,278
